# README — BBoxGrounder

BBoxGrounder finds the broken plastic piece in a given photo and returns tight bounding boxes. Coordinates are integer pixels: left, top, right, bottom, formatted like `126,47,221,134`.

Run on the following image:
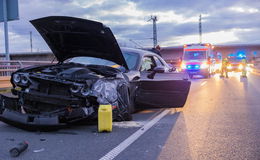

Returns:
9,141,28,157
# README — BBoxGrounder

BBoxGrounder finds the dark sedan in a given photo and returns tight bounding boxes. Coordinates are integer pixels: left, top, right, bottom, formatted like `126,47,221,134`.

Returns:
0,16,190,131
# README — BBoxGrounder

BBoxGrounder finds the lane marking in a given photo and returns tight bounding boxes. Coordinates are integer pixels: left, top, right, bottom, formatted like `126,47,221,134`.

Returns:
99,109,171,160
200,81,207,86
113,121,145,128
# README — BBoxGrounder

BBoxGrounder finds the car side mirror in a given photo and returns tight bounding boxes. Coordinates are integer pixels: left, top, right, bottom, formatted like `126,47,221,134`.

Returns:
167,63,176,72
154,66,165,73
169,66,176,72
147,66,165,79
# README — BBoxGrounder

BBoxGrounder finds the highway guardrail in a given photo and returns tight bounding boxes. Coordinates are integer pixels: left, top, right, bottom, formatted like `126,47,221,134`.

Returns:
0,60,55,76
0,76,11,90
0,60,55,90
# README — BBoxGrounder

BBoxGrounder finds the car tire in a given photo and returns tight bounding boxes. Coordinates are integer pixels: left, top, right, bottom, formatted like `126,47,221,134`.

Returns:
128,90,136,114
114,85,133,121
123,112,133,121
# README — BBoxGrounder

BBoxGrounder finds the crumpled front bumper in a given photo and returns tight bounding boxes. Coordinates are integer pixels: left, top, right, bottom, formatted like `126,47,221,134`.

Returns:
0,94,67,131
0,109,66,131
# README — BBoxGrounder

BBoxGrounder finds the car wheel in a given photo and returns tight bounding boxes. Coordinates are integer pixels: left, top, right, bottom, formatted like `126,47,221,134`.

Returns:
122,112,133,121
123,90,133,121
128,90,136,114
114,84,133,121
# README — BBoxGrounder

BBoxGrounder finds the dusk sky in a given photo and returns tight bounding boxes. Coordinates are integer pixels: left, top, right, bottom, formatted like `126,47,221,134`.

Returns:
0,0,260,53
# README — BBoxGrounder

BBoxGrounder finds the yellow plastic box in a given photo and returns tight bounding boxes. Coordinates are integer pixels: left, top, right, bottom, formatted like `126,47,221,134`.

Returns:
98,104,113,132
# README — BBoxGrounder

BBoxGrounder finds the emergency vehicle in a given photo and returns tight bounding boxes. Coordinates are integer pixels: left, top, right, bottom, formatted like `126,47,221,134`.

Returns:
181,43,215,78
227,52,247,72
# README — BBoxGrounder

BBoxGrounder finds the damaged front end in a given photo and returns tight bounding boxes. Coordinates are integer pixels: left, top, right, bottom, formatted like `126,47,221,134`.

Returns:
0,63,131,131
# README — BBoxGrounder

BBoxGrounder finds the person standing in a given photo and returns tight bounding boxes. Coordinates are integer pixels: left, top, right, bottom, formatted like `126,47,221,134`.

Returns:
151,45,162,57
220,58,229,78
241,58,247,77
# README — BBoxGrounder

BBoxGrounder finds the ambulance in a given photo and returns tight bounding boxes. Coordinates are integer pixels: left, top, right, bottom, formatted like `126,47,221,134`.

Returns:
181,43,215,78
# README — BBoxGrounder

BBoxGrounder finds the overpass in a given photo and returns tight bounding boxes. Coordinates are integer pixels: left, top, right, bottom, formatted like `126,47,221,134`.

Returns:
0,44,260,63
0,44,260,89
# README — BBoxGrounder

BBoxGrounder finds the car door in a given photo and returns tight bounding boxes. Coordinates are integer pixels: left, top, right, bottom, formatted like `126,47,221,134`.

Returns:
135,55,191,108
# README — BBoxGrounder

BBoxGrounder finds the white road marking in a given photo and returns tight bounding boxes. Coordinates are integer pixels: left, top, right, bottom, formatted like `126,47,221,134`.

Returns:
99,109,171,160
200,81,207,86
113,121,145,128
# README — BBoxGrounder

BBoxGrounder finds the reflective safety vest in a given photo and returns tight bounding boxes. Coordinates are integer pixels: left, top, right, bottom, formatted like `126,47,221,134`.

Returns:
241,59,247,65
222,59,229,68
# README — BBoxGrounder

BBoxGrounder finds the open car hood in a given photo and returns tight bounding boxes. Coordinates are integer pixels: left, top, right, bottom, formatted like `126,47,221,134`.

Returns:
30,16,128,69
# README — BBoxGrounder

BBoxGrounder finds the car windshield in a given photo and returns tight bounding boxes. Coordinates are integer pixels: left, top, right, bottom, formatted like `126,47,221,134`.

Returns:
183,51,207,60
122,51,139,70
67,52,138,70
67,57,117,66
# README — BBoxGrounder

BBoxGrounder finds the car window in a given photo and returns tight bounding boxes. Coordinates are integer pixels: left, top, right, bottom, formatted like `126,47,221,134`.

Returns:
140,56,156,71
122,51,139,70
153,56,164,67
183,51,207,60
67,57,116,66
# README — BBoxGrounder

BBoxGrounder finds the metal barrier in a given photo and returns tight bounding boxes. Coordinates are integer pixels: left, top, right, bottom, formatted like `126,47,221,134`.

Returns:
0,60,55,76
0,76,12,89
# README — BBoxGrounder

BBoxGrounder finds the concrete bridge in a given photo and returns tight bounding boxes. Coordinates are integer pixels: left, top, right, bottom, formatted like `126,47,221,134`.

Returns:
0,44,259,63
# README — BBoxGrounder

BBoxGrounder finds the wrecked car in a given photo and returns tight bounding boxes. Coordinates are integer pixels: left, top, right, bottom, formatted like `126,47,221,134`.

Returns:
0,16,191,131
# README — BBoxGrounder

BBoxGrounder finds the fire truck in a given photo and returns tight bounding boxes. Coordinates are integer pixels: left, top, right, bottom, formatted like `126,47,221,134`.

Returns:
181,43,215,78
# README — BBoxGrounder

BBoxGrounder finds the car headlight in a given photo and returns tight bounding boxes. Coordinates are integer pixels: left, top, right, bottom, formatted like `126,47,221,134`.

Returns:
92,79,118,104
200,62,209,69
70,83,83,93
21,75,29,85
13,74,21,83
81,85,90,96
238,64,243,70
181,63,186,69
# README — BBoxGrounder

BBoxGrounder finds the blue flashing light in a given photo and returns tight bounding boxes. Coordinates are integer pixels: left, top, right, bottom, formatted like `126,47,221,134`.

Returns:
228,53,235,57
187,65,200,70
237,51,246,58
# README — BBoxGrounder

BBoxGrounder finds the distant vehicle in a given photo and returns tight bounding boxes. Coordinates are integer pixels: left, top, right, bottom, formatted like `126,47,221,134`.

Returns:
214,52,222,73
181,43,215,78
227,55,247,72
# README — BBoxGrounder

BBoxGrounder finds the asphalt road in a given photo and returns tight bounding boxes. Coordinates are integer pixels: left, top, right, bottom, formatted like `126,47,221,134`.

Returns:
1,71,260,160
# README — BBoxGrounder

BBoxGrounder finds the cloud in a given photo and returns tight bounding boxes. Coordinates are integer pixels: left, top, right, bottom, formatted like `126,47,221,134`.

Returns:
0,0,260,53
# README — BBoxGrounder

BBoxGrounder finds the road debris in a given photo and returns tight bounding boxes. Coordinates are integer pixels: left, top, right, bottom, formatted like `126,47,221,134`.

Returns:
33,148,45,153
9,141,28,157
113,121,144,128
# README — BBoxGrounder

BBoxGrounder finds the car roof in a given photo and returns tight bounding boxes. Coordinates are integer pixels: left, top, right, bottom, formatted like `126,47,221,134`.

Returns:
120,47,159,57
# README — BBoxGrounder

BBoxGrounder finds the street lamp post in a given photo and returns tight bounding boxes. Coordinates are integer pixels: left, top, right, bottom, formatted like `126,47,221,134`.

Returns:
3,0,10,60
